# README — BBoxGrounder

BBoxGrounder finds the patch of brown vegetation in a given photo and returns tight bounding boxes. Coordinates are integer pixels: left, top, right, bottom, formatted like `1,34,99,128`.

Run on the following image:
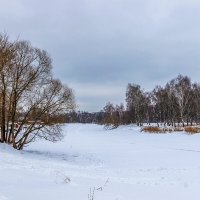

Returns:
141,125,200,134
184,126,200,134
141,126,166,133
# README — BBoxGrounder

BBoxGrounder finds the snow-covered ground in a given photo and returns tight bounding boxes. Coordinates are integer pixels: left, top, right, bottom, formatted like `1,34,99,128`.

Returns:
1,123,200,200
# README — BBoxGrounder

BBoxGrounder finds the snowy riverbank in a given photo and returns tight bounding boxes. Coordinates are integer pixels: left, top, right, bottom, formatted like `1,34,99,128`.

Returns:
1,123,200,200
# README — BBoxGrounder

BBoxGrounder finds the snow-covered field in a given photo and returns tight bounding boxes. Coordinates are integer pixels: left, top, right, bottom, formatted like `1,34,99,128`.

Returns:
1,124,200,200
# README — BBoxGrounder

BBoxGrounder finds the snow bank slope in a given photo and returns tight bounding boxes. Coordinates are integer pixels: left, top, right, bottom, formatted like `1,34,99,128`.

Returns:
1,124,200,200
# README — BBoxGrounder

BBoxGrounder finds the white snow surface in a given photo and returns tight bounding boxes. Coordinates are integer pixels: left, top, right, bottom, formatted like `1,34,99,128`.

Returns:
1,123,200,200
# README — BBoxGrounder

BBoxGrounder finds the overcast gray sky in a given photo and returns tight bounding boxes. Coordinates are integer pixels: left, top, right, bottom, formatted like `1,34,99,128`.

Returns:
1,0,200,111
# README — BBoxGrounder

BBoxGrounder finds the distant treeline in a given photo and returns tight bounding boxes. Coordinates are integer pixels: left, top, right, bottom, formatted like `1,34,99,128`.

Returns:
67,75,200,128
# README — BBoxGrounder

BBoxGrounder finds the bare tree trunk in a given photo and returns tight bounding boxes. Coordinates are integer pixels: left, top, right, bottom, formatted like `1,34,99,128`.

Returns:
1,74,5,143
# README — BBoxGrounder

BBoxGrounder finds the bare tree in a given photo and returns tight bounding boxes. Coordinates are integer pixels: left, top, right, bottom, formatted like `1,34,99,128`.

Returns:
126,84,148,126
0,34,75,149
0,34,16,143
103,102,116,129
167,75,192,127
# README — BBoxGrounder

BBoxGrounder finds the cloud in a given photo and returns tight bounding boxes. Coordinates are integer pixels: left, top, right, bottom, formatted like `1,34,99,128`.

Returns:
0,0,200,111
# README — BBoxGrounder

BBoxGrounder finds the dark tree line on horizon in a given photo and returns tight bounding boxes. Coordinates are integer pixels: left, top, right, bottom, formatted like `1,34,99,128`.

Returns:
67,75,200,128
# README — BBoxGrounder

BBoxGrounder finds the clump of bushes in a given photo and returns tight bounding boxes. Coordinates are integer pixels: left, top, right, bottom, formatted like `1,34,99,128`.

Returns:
141,126,166,133
184,126,200,134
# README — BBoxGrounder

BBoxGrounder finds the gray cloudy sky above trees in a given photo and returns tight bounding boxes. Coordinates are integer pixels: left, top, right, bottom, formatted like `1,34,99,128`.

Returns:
1,0,200,111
